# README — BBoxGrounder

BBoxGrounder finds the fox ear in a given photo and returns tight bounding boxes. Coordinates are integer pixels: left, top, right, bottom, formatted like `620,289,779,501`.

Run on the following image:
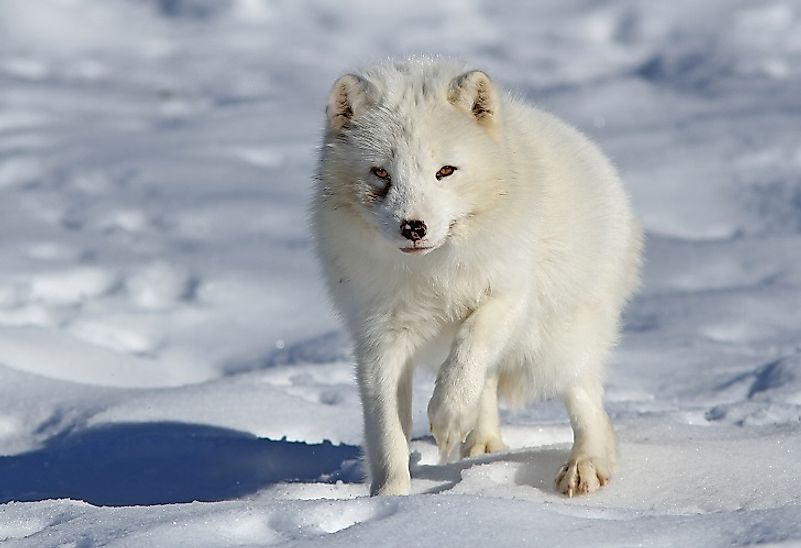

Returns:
327,74,376,131
448,70,498,125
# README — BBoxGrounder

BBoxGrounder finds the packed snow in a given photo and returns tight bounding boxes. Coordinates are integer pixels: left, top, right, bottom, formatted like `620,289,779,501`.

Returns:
1,0,800,545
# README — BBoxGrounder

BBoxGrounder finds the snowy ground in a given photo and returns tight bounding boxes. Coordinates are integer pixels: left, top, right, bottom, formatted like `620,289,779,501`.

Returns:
1,0,800,546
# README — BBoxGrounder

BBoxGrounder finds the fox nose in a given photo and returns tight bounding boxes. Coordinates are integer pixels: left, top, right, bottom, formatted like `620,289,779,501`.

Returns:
400,219,427,241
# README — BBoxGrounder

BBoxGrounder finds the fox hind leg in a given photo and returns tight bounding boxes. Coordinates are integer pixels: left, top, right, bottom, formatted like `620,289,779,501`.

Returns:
461,373,507,458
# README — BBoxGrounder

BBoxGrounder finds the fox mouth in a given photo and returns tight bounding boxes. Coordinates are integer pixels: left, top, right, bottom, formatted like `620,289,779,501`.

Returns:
400,246,434,254
398,232,451,255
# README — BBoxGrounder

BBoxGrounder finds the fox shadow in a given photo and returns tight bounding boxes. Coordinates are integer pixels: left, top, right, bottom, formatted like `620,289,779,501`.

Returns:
412,441,568,495
0,422,361,506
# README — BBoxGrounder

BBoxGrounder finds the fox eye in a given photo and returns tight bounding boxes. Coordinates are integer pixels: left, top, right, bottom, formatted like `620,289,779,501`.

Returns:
371,167,390,180
436,165,457,180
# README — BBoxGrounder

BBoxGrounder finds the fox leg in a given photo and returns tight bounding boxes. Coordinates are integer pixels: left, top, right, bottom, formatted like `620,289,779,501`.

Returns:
461,373,506,458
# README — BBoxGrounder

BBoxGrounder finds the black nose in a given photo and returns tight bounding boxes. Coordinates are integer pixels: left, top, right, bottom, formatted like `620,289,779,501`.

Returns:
400,219,427,241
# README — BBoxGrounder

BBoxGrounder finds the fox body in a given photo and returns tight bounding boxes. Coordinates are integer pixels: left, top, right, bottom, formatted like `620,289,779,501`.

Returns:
312,57,643,496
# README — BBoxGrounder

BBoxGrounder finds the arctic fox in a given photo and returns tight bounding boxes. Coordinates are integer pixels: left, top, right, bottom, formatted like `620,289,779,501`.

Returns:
312,57,643,497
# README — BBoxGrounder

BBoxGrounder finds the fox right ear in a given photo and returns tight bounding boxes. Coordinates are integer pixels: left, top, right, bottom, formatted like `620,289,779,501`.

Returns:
327,74,376,131
448,70,498,126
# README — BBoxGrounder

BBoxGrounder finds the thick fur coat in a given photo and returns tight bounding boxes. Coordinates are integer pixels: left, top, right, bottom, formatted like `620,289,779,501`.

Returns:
312,57,643,496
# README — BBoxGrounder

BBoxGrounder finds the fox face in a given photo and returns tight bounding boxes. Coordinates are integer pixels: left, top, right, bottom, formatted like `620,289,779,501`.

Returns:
320,65,505,256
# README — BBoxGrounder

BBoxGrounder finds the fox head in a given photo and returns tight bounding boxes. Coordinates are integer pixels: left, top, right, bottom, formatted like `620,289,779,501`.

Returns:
318,60,507,257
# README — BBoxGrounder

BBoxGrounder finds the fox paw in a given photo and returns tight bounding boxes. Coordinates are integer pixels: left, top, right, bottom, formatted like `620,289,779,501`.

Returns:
370,473,411,497
461,433,507,458
428,390,480,462
555,457,611,497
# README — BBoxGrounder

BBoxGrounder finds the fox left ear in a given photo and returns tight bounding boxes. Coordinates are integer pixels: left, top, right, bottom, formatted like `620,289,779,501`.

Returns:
448,70,498,125
326,73,377,132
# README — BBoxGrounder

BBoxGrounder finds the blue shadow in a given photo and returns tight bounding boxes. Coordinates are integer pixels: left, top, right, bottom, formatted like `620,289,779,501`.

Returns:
0,422,361,506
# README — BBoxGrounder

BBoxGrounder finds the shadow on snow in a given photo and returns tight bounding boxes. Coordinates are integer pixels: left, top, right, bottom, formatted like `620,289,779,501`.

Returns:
0,421,361,506
411,441,568,495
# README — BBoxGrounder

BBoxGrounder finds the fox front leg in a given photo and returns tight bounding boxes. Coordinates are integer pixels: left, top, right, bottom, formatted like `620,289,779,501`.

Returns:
427,295,523,461
356,338,415,496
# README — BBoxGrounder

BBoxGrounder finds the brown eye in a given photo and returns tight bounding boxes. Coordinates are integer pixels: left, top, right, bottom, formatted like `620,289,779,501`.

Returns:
371,167,390,180
436,165,457,180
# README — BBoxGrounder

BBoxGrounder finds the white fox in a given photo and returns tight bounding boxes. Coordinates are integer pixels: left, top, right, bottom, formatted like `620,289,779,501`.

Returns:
312,57,643,497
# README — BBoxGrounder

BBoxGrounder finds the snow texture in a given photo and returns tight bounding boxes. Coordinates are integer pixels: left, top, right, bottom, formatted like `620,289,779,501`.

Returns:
0,0,800,546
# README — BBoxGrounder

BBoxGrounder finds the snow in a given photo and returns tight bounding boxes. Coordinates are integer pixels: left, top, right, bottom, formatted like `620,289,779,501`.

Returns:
1,0,800,545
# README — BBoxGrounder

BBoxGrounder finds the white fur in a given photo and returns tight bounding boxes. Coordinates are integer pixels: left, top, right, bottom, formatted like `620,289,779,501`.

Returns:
312,57,643,497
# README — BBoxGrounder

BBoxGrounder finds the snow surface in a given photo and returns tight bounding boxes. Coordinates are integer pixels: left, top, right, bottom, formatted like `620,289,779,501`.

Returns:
1,0,800,545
